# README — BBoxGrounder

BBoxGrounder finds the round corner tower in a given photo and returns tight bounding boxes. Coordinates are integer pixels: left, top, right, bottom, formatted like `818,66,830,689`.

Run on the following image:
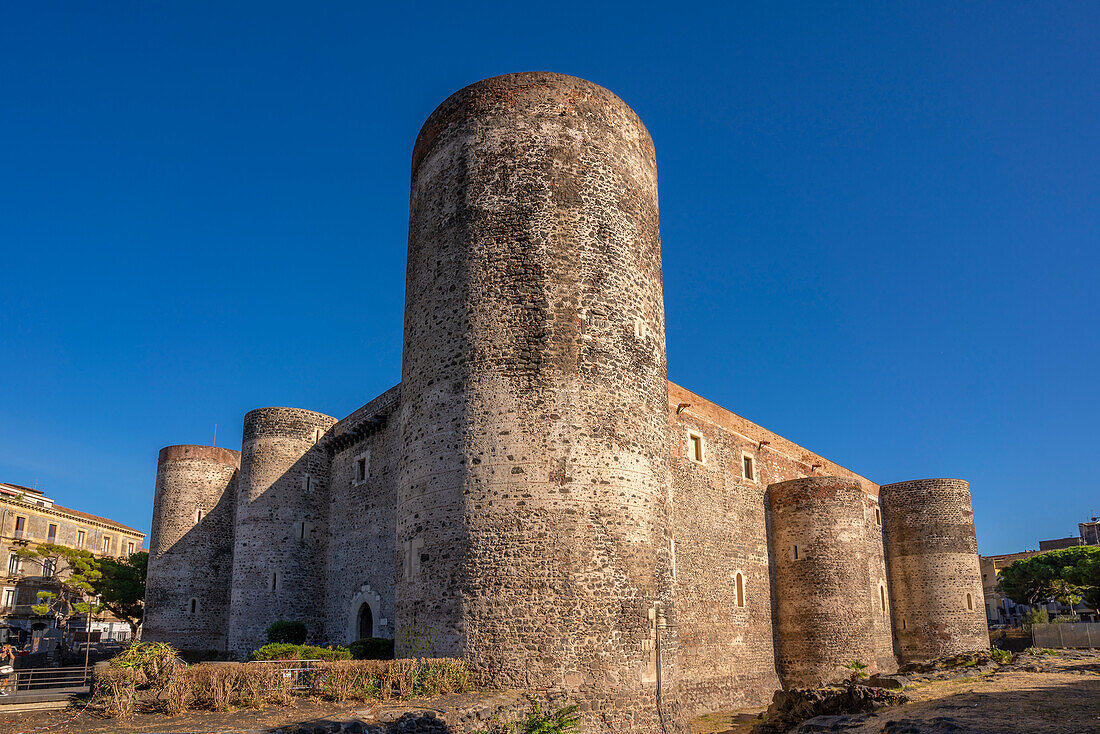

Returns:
879,478,988,662
144,444,240,650
399,72,680,732
768,476,877,687
226,407,336,658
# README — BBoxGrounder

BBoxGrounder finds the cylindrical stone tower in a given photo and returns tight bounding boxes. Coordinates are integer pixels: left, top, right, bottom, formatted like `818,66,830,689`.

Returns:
144,445,239,651
399,72,680,732
768,477,877,687
880,478,988,662
226,407,336,658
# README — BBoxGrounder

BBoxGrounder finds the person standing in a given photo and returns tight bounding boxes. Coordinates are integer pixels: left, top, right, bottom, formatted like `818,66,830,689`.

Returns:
0,644,16,696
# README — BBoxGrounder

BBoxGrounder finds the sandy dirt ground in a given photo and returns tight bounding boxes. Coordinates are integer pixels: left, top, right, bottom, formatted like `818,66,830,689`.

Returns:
691,650,1100,734
1,652,1098,733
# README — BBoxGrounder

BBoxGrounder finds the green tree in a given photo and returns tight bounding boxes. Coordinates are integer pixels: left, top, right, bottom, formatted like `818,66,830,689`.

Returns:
14,543,102,620
998,546,1100,611
92,552,147,639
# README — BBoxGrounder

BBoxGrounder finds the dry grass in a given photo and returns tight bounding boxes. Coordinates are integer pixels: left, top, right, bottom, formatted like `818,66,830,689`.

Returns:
93,657,473,718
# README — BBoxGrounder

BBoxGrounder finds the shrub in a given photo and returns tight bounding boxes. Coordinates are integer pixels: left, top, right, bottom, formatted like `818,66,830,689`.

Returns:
94,666,140,718
265,620,307,644
349,637,395,660
250,643,352,662
107,640,179,691
471,699,581,734
1022,607,1049,632
845,660,868,681
990,647,1012,664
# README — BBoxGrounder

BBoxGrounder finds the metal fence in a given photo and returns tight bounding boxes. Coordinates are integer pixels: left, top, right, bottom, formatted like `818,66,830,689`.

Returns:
1032,622,1100,649
11,665,90,691
247,659,324,691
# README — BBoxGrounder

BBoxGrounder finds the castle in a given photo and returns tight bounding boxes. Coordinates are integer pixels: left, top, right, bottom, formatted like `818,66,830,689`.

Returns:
143,72,988,732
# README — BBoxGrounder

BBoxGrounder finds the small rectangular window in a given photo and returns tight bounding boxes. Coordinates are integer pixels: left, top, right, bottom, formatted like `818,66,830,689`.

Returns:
742,455,755,481
7,554,18,575
126,542,135,555
1,588,15,609
270,571,279,592
76,530,86,548
195,509,204,524
356,457,367,482
303,474,314,492
875,507,881,525
793,545,799,560
102,536,111,554
189,598,197,614
47,524,57,541
687,433,704,464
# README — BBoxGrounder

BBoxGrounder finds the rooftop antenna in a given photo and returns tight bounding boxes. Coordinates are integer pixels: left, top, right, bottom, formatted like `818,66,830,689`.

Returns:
213,423,217,448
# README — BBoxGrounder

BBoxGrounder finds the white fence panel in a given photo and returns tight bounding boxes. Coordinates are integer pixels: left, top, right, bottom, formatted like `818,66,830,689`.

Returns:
1032,622,1100,648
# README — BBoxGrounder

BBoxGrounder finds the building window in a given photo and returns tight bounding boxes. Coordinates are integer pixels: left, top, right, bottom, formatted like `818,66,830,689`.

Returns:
880,585,886,613
735,572,745,608
303,474,314,492
47,524,57,541
1,588,14,610
967,593,973,611
195,509,204,524
42,559,55,578
687,432,705,464
793,545,799,560
126,542,135,555
76,530,86,548
902,617,907,630
188,597,198,615
270,571,279,592
633,317,648,340
296,521,306,540
356,455,369,482
13,516,25,538
312,427,324,443
102,536,111,554
742,453,755,482
7,554,18,575
875,507,881,525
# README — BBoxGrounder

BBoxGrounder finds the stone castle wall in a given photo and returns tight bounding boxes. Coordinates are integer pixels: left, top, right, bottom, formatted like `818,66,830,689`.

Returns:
143,72,987,732
226,407,337,658
768,477,880,688
322,386,401,644
398,72,677,733
144,445,239,650
881,479,988,662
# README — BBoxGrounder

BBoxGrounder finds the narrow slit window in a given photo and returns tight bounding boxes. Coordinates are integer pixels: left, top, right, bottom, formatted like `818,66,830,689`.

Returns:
303,474,314,492
270,572,279,592
735,572,745,608
195,509,204,524
902,618,907,630
356,457,367,482
687,433,704,464
880,586,886,612
189,598,197,614
875,507,881,525
966,593,973,611
793,545,799,560
742,454,755,481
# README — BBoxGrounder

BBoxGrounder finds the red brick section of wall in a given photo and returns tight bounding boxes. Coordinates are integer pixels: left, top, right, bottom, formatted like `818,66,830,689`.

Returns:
145,445,239,651
226,407,336,659
400,72,683,734
768,477,878,688
880,479,989,662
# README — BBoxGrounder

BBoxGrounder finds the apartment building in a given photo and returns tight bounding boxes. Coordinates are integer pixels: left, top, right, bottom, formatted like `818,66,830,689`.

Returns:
0,482,146,645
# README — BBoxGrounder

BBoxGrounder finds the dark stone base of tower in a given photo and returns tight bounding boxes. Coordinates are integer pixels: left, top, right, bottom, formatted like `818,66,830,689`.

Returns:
144,73,988,732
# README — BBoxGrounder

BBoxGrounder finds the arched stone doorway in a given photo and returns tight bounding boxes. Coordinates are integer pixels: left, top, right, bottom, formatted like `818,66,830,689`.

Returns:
357,603,374,640
346,583,387,643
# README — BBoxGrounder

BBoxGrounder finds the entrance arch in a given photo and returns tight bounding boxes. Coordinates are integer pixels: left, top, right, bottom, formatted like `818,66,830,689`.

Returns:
357,603,374,639
346,583,387,643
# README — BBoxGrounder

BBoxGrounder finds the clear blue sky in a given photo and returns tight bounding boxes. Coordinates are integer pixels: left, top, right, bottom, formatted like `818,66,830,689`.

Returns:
1,3,1096,555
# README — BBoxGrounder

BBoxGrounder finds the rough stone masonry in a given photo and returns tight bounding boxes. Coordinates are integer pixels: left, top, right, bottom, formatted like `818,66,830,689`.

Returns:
143,72,988,733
